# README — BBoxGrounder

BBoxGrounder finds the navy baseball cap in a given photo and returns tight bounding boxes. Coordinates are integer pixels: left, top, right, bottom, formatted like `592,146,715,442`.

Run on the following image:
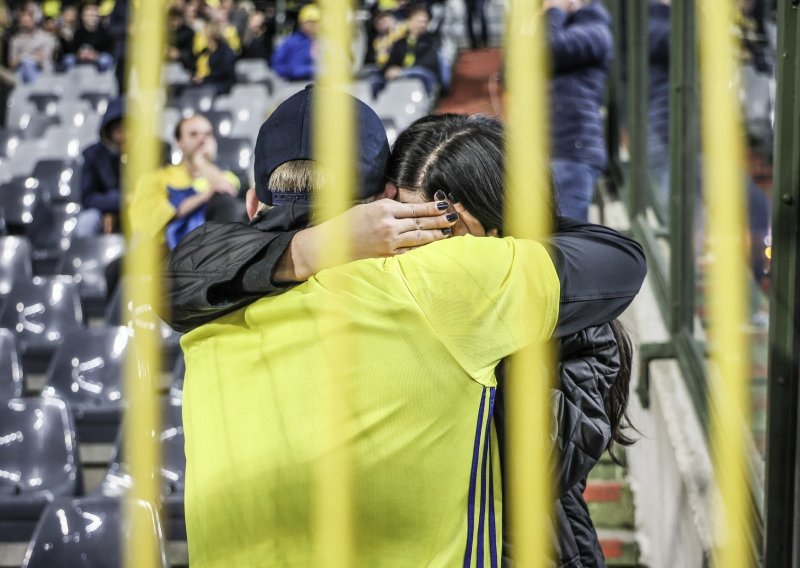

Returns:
253,85,391,205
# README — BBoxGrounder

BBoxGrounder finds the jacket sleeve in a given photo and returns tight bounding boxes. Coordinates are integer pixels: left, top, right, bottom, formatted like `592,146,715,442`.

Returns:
163,221,299,333
270,37,294,78
80,149,120,213
551,324,618,493
383,38,406,72
547,8,612,74
547,218,646,338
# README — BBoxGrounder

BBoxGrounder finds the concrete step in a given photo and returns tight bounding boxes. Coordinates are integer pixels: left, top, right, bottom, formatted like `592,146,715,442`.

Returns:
584,479,635,529
597,528,642,567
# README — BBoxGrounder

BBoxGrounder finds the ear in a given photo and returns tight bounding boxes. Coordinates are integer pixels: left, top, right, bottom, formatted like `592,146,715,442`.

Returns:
486,228,499,237
382,181,399,200
245,187,260,221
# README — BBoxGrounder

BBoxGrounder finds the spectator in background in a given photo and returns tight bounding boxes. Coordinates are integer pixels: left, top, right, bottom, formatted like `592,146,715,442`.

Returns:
363,10,404,69
545,0,612,221
9,5,56,83
63,2,114,72
56,4,78,59
167,5,196,72
271,3,318,81
465,0,489,49
647,0,671,215
193,21,236,94
128,114,246,250
380,5,442,95
75,97,124,238
194,0,240,57
241,9,275,62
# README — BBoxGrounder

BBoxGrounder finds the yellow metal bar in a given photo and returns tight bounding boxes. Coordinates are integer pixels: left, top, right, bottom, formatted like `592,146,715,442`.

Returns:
122,0,166,566
504,1,554,566
698,0,752,566
313,1,355,566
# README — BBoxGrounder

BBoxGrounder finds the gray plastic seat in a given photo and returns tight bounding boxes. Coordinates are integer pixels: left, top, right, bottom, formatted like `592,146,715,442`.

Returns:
31,159,81,203
216,136,253,184
0,276,83,373
20,114,61,140
0,178,41,230
79,91,112,115
172,85,217,116
42,326,128,443
0,397,82,541
55,235,125,318
26,201,80,274
98,396,186,538
22,497,169,567
234,58,276,93
105,281,183,371
163,61,191,87
7,139,51,177
0,236,33,298
204,109,234,138
0,129,22,159
27,93,61,116
0,329,23,399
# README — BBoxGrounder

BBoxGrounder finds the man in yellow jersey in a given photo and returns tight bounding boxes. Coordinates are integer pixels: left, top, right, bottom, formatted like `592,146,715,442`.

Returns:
128,114,246,249
180,89,549,567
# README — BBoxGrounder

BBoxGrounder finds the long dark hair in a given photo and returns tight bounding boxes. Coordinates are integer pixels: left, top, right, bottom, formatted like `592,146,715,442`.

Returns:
390,112,635,460
606,319,637,462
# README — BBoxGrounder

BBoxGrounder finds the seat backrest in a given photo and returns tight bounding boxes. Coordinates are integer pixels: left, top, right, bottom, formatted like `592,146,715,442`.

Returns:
204,110,234,138
216,136,253,174
0,178,40,228
0,397,81,498
22,497,169,568
0,236,33,296
0,276,83,353
8,140,51,177
27,93,61,116
0,129,22,159
26,202,80,255
31,159,82,203
42,326,128,411
20,115,61,141
0,329,23,399
55,235,125,298
98,396,185,499
174,85,217,116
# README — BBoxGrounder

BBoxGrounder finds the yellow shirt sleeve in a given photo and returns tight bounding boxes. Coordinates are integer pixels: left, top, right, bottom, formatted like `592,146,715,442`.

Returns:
393,235,560,380
128,169,176,240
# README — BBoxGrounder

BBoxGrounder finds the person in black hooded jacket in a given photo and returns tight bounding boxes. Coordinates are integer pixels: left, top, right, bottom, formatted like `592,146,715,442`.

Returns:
75,96,124,238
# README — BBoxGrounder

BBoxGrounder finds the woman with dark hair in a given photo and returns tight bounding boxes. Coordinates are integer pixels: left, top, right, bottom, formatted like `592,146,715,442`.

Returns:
387,113,636,568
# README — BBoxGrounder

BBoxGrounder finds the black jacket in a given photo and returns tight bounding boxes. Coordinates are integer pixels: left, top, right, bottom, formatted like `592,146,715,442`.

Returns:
383,32,441,82
79,97,124,214
163,205,645,338
496,324,620,567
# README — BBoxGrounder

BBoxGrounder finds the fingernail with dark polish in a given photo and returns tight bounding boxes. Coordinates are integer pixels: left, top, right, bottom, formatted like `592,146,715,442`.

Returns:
448,192,460,203
436,201,449,210
441,228,452,236
446,213,459,222
434,190,447,201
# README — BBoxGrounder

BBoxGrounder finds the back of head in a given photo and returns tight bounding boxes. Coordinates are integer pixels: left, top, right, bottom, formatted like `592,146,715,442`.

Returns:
253,85,389,206
387,114,506,233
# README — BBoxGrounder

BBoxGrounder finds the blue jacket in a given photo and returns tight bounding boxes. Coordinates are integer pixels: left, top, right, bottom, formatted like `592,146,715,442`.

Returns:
547,1,612,169
647,1,670,154
271,31,314,81
80,97,123,214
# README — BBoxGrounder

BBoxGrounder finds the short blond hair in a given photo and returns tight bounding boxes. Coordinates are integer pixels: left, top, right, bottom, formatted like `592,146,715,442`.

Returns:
256,159,325,214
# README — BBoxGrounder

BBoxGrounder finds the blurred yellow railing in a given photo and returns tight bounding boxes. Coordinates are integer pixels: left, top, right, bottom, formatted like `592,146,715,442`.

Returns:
698,0,753,566
504,1,554,566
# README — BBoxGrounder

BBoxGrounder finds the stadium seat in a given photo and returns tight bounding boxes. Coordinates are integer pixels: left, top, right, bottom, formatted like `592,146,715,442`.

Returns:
0,128,22,159
216,136,253,184
0,329,23,399
19,115,61,141
0,276,83,373
97,396,186,538
42,126,84,159
172,84,217,117
8,140,52,177
234,58,277,93
30,159,81,203
55,235,125,318
164,61,191,87
171,355,184,399
27,93,60,116
57,100,94,129
161,107,182,142
6,101,37,132
204,109,235,138
22,497,169,567
0,397,82,541
105,281,183,371
0,236,33,304
26,201,80,274
348,80,374,103
79,91,112,115
0,178,41,230
42,326,128,443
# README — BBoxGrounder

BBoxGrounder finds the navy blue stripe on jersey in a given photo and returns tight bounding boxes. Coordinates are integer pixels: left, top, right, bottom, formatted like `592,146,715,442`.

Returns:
464,388,488,568
477,388,493,565
488,388,498,568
